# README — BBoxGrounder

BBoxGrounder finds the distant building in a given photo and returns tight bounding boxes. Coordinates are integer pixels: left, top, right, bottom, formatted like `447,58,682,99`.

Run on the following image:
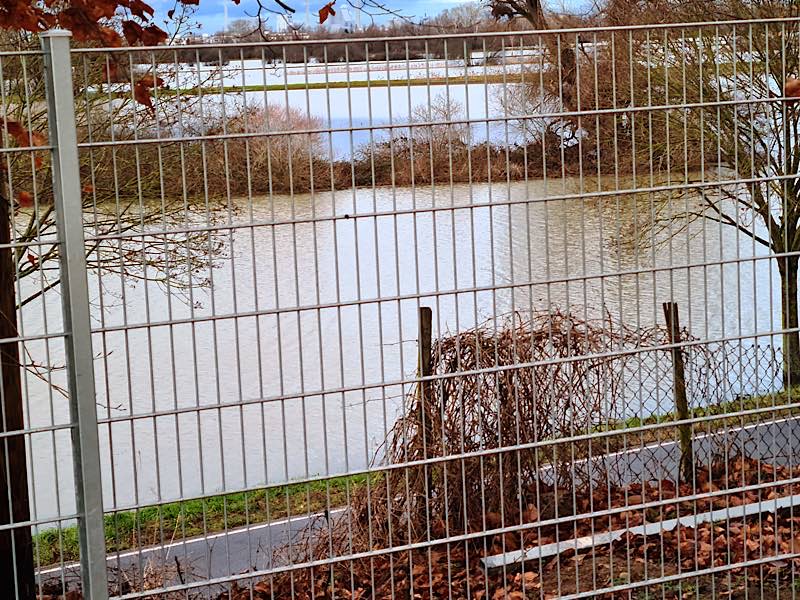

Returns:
325,5,359,34
177,33,213,45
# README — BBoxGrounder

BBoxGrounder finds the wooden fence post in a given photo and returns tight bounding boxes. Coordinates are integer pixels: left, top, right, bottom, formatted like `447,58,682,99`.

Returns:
417,307,434,494
662,302,694,485
418,306,433,383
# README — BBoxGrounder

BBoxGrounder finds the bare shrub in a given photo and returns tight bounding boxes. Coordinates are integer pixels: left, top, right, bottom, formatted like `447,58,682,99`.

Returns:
354,94,533,186
265,312,668,566
411,94,470,153
372,310,663,538
200,104,325,196
83,103,325,201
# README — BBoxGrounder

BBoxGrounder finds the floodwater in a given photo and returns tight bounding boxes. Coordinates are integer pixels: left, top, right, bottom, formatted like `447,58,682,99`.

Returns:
21,177,781,523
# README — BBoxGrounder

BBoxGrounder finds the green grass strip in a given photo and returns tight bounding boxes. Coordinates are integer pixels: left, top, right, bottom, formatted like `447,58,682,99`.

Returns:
139,74,525,98
34,473,372,567
613,385,800,431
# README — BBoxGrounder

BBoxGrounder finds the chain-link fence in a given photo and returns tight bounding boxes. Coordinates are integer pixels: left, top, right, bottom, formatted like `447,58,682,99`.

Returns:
3,16,800,600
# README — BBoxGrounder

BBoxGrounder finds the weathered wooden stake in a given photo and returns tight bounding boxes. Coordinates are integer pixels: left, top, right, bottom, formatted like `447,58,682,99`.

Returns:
418,307,434,492
418,306,433,382
663,302,694,485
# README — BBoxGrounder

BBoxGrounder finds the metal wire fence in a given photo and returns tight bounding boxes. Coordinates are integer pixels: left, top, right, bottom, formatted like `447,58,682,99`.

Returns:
3,16,800,600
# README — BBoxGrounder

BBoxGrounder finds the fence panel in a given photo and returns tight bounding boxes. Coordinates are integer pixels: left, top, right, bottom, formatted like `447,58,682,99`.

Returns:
7,16,800,599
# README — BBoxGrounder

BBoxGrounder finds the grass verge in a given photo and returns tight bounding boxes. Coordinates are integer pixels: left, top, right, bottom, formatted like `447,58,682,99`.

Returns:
592,386,800,455
34,473,372,567
134,74,525,98
618,385,799,432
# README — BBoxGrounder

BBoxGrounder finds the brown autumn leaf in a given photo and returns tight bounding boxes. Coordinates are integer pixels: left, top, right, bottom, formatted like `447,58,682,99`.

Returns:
16,191,33,207
503,531,521,551
133,80,154,109
319,1,336,24
786,77,800,101
140,23,167,44
121,19,167,45
0,0,54,32
62,9,122,46
132,74,165,110
138,74,166,88
127,0,155,20
697,541,713,567
2,118,47,167
713,533,728,551
523,503,539,522
253,581,270,594
492,587,511,600
522,571,539,586
3,120,33,147
1,0,169,48
485,511,502,529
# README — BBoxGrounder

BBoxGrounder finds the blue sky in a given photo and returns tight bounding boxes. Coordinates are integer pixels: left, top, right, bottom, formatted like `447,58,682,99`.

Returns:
152,0,584,36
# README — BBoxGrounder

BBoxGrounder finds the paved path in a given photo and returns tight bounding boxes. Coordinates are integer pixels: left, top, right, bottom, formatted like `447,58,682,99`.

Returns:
600,413,800,484
38,415,800,589
38,508,344,590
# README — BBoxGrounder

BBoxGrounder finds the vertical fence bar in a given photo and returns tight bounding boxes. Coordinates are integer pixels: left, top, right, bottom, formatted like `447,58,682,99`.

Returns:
41,30,108,600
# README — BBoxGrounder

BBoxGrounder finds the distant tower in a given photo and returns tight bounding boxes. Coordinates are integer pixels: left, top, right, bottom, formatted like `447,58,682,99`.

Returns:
333,4,355,33
275,14,290,33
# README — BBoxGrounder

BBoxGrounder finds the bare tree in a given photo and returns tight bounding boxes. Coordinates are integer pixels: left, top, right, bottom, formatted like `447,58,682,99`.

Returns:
411,94,470,154
487,0,547,26
0,21,228,593
598,0,800,384
492,0,800,388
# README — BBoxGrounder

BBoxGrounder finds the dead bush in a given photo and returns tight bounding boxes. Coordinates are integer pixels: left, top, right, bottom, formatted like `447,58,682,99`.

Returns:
200,104,325,196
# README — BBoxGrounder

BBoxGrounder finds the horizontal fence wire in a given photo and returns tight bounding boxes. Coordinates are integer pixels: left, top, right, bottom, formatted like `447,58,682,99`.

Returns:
67,16,800,51
4,15,800,600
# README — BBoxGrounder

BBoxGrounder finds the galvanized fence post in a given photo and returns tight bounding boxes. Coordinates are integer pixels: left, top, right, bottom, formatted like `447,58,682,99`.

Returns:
41,30,108,600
